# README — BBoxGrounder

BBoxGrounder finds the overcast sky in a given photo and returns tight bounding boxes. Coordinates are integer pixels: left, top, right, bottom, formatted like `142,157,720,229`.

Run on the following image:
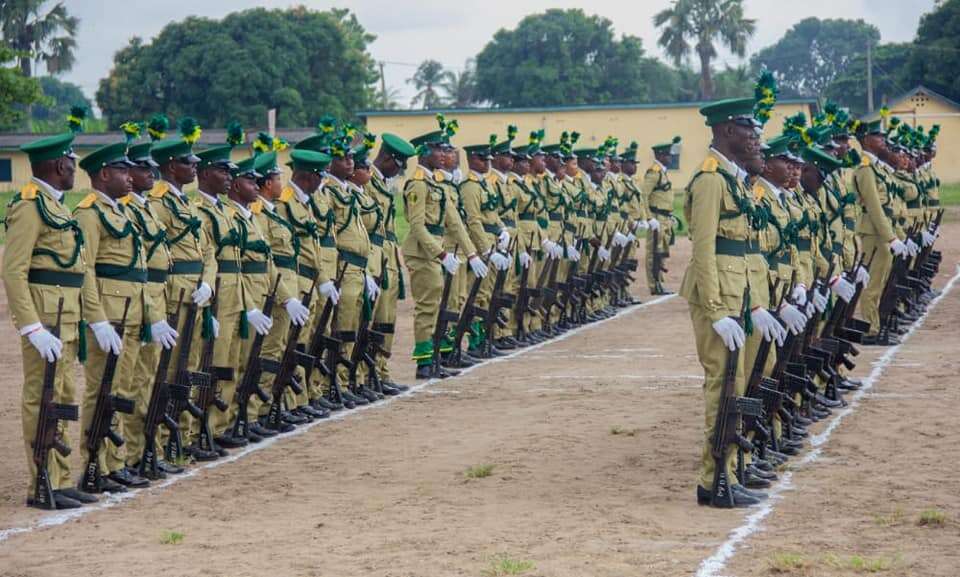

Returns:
60,0,934,107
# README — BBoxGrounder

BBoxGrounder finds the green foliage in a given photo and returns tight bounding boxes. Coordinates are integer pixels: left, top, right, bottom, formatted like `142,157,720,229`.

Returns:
712,65,755,99
159,530,184,545
0,44,43,130
482,555,535,576
464,464,495,479
31,76,91,122
474,9,669,107
917,509,947,526
907,0,960,105
96,7,377,128
823,43,913,116
408,59,449,109
0,0,79,78
767,551,810,573
752,18,880,98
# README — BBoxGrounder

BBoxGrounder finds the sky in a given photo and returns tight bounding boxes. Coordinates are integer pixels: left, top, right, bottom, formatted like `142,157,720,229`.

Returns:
58,0,936,108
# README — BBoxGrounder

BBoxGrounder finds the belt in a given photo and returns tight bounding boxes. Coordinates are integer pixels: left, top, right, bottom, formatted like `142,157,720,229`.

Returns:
563,222,577,233
929,199,941,207
766,253,790,267
273,254,297,271
715,237,746,257
746,239,761,254
843,217,856,229
95,264,147,283
832,242,843,254
147,268,168,284
575,211,586,218
519,214,536,221
426,223,444,236
241,261,268,274
501,217,516,228
549,212,563,221
338,249,368,269
298,264,317,280
170,260,202,275
319,235,336,248
906,199,921,209
796,238,812,252
369,232,385,247
217,260,240,274
28,269,84,288
651,207,673,217
482,223,500,234
386,231,398,243
882,206,894,218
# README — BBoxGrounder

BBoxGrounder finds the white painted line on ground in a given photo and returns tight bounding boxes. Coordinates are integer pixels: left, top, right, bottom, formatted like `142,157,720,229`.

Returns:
694,265,960,577
0,294,678,543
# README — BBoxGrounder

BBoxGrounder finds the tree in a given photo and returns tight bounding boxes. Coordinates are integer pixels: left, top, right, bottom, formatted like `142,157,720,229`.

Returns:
96,7,377,128
0,43,42,130
653,0,755,99
31,75,88,120
0,0,78,78
907,0,960,104
442,58,478,107
408,59,448,109
712,64,754,99
751,17,880,98
474,9,667,107
824,43,913,116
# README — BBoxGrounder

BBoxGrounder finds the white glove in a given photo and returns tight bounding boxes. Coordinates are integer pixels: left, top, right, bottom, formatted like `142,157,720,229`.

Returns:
791,284,807,306
542,239,561,259
565,244,581,262
518,251,533,269
150,320,179,350
364,274,381,301
647,218,661,231
812,288,828,313
626,232,637,243
28,328,63,362
612,232,629,247
489,251,511,271
778,302,807,335
905,238,920,257
855,265,870,286
598,247,611,261
830,276,856,303
497,229,510,251
633,219,649,231
191,282,213,306
751,307,784,344
246,308,273,336
889,238,908,257
285,298,310,327
468,255,488,278
210,315,220,338
712,317,746,352
319,280,340,305
805,301,817,318
441,252,461,275
921,230,935,247
91,320,123,355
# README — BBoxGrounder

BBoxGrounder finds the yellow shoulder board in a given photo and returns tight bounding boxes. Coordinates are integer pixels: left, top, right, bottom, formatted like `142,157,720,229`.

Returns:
468,172,480,182
433,170,445,183
149,181,169,199
411,167,426,180
19,182,39,200
649,163,661,173
279,186,294,203
701,157,719,173
250,200,262,214
752,183,765,201
860,155,871,167
524,174,535,186
486,173,499,186
76,193,97,209
119,194,132,206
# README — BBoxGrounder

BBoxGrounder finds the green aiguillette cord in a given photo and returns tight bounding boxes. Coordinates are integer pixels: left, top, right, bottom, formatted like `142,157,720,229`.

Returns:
78,319,88,363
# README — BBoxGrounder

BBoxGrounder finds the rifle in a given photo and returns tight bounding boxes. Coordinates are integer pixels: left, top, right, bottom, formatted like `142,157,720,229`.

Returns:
709,286,763,507
195,278,232,454
651,226,666,294
324,264,355,403
514,233,537,342
164,282,208,463
555,224,586,328
349,261,388,399
138,289,186,480
479,240,516,357
451,247,499,366
577,221,611,322
79,298,136,493
537,249,562,332
31,298,79,508
430,244,460,377
304,263,347,390
231,275,282,438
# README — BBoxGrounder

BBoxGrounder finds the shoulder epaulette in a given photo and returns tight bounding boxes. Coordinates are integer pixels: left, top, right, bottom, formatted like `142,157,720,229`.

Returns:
279,186,294,203
250,200,262,214
860,155,871,167
76,192,97,209
524,174,535,186
468,172,480,182
149,181,169,199
752,183,765,201
433,170,445,183
411,167,426,181
649,163,662,173
19,182,40,200
701,157,719,173
486,174,499,186
119,194,132,206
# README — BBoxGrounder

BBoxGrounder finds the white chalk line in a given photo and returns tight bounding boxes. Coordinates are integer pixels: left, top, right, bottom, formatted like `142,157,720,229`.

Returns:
694,265,960,577
0,294,679,544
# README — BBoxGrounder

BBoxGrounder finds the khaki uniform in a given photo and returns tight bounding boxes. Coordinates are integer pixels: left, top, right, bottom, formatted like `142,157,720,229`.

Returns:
439,174,474,326
826,169,859,269
514,173,544,334
75,192,151,475
459,170,505,347
644,162,674,288
852,153,897,336
490,169,518,339
678,150,752,491
3,179,90,493
365,170,404,382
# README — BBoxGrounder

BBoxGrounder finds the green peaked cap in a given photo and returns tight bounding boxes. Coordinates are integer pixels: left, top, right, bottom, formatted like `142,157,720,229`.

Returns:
253,151,279,175
287,149,331,173
699,97,758,127
151,138,200,165
20,132,77,164
78,142,134,175
380,133,416,159
127,142,157,166
801,145,843,173
231,155,260,178
196,144,236,170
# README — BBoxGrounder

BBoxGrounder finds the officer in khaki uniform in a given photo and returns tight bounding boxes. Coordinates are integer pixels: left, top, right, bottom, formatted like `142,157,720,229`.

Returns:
488,127,522,349
123,137,182,478
511,135,544,342
4,131,101,509
74,141,156,491
644,138,681,294
536,138,573,330
679,97,767,508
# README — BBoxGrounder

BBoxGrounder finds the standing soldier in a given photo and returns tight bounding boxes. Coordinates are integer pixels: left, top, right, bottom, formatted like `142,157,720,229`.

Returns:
512,133,544,342
4,126,100,508
644,137,681,295
488,126,521,349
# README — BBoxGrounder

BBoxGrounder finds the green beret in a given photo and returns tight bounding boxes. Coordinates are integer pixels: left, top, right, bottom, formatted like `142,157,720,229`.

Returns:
20,132,77,164
380,133,416,159
127,142,158,167
699,97,758,127
151,138,200,165
801,145,843,173
231,156,260,178
287,149,331,173
196,144,236,170
253,151,279,176
78,142,134,175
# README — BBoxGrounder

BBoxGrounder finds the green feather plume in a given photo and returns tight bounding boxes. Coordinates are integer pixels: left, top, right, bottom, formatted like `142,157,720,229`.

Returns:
178,117,202,144
67,105,87,133
253,132,273,155
225,121,245,146
507,124,517,142
753,69,778,126
120,121,144,143
147,114,169,141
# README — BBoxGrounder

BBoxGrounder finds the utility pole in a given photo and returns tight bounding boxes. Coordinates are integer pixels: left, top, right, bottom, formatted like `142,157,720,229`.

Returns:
379,61,388,109
866,40,874,114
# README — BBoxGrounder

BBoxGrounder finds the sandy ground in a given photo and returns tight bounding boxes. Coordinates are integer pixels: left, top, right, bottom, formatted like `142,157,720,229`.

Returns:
0,222,957,577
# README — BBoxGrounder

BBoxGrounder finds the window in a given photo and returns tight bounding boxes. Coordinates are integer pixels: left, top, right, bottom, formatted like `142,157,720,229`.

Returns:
0,158,11,182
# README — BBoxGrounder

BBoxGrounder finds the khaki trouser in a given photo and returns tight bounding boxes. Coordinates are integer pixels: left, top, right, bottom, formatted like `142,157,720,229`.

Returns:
254,305,292,418
125,339,161,467
690,303,746,490
645,222,672,288
160,300,203,451
298,278,330,405
408,254,442,362
208,310,242,438
373,243,401,382
21,334,78,493
859,234,893,336
331,265,365,389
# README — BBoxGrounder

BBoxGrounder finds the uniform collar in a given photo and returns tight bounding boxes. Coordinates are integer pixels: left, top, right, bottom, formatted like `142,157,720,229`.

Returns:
226,197,252,220
163,179,185,199
326,173,348,190
490,167,507,184
128,191,146,206
31,177,64,202
437,168,454,182
94,189,119,211
757,177,785,205
654,159,667,173
346,180,363,194
708,147,747,181
258,194,275,212
199,189,221,209
371,164,386,182
290,181,311,205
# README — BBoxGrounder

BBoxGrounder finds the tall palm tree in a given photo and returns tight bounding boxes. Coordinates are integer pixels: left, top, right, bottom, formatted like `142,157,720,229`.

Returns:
408,59,449,109
653,0,755,100
0,0,79,78
441,59,477,108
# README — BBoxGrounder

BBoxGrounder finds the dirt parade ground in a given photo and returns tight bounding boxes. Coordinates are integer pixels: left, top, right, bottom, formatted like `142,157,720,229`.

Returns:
0,220,958,577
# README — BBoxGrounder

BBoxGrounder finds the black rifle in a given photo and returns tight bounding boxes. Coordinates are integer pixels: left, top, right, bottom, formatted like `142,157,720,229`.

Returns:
430,245,460,377
79,298,136,493
578,222,611,322
479,241,516,357
710,286,763,507
514,234,537,342
164,283,208,462
349,263,387,399
32,298,79,508
231,275,282,438
324,265,355,404
555,224,586,328
451,249,497,366
195,278,232,453
138,289,186,480
537,250,562,332
651,226,666,294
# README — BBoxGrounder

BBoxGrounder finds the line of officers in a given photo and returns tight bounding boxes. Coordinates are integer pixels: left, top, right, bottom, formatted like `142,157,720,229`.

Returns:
6,115,682,509
681,96,943,507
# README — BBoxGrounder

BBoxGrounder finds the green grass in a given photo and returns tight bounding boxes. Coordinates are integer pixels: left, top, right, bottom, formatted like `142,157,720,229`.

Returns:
939,183,960,207
464,464,495,479
872,508,905,527
768,552,811,573
160,530,184,545
822,553,901,573
482,555,535,576
917,509,947,527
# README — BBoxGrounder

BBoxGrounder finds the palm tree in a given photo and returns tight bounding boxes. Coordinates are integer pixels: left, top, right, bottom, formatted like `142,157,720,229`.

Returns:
442,59,477,108
408,59,449,109
0,0,79,78
374,84,403,110
653,0,755,100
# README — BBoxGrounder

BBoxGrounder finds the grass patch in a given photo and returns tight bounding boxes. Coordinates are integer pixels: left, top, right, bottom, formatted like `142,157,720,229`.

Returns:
938,183,960,207
917,509,947,527
482,555,535,576
610,425,639,436
464,464,495,479
872,508,905,527
768,552,811,573
160,530,184,545
823,553,900,573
